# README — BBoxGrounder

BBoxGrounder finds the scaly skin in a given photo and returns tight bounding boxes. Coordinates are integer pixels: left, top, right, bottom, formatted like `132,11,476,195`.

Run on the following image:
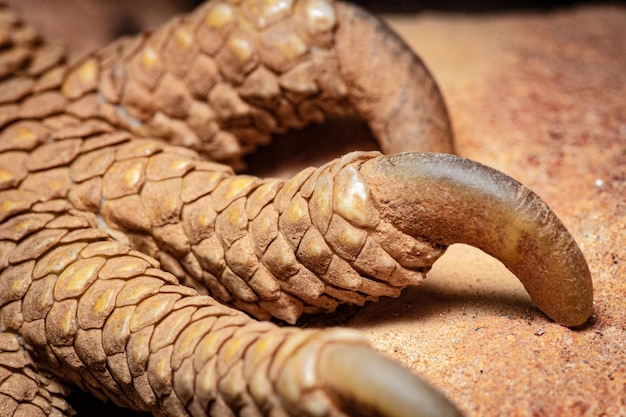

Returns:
60,0,453,166
0,1,592,417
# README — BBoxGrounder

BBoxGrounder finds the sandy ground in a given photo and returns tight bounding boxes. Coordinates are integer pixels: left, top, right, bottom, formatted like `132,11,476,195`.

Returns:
4,1,626,416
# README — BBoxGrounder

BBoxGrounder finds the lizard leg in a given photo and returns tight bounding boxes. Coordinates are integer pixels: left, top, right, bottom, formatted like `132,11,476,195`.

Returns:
61,0,453,168
0,210,461,417
84,139,591,327
70,137,437,323
3,0,590,327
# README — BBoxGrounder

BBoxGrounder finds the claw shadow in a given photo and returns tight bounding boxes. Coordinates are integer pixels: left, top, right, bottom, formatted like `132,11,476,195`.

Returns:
297,278,540,330
297,244,550,329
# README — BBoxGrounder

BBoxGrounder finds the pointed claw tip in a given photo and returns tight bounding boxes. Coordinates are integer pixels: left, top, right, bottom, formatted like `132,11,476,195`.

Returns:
359,152,593,328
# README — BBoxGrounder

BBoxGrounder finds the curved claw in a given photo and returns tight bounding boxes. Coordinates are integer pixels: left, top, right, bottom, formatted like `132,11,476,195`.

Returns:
359,152,593,327
274,330,462,417
318,344,463,417
334,2,454,155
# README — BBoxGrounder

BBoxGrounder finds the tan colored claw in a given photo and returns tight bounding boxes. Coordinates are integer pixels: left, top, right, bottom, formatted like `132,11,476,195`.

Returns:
318,343,463,417
358,152,593,327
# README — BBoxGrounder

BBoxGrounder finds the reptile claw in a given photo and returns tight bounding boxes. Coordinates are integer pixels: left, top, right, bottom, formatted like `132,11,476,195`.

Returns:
318,344,463,417
359,152,593,327
272,330,462,417
334,2,454,155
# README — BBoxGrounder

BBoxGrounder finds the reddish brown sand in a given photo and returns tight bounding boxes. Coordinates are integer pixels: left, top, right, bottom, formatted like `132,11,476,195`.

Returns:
5,1,625,416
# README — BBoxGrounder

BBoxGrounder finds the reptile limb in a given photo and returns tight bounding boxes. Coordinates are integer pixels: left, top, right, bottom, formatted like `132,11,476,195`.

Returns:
0,1,591,417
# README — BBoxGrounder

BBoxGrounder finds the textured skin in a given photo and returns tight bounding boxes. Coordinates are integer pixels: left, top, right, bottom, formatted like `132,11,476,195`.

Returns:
0,0,448,323
0,1,458,416
0,0,594,416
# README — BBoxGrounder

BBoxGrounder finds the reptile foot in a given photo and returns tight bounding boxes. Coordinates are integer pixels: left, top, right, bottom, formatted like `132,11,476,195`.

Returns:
0,0,593,416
